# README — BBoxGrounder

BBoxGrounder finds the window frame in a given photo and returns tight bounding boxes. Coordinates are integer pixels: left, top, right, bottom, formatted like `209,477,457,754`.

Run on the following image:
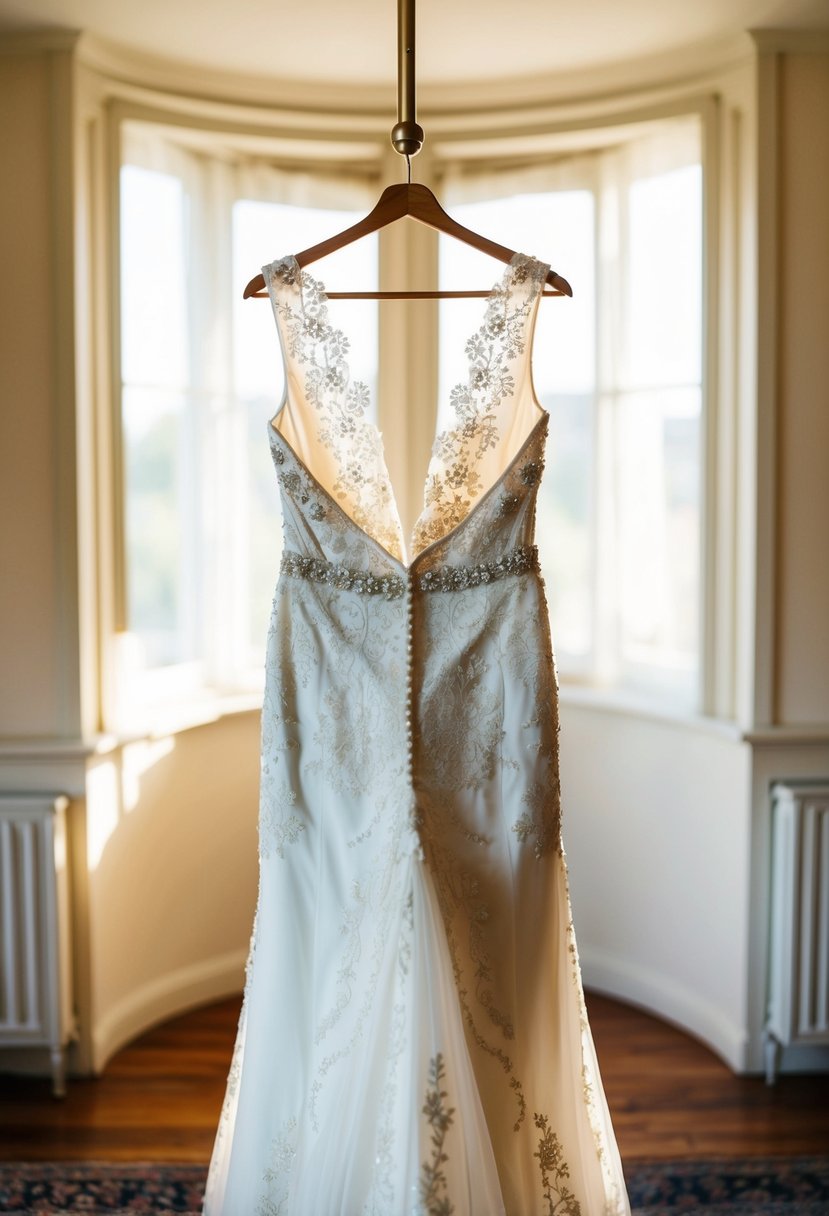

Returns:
103,90,724,732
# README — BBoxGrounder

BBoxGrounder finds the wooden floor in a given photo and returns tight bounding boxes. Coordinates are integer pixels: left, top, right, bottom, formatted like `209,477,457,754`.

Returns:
1,991,827,1164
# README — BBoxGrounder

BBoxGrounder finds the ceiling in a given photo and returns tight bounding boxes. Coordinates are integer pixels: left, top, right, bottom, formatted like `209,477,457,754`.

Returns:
0,0,826,86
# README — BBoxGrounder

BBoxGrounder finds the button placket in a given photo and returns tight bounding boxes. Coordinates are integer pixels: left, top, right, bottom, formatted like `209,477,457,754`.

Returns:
403,571,422,860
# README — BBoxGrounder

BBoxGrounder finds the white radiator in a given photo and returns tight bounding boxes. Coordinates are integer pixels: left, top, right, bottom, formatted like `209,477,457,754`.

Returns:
0,794,76,1096
764,781,829,1083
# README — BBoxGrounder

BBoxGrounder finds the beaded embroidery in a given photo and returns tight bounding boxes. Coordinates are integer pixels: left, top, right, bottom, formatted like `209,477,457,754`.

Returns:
279,545,540,598
280,552,406,599
418,545,539,592
419,1053,456,1214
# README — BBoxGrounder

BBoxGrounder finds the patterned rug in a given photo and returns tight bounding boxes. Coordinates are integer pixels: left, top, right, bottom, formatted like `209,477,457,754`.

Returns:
0,1156,827,1214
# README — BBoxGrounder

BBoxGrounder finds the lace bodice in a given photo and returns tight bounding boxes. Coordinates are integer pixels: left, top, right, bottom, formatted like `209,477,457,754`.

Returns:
261,251,550,567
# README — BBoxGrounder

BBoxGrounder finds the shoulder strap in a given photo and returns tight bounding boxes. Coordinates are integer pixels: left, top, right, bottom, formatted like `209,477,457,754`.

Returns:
411,254,550,556
261,255,406,564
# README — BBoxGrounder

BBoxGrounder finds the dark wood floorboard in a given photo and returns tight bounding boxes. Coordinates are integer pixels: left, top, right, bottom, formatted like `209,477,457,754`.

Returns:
0,991,827,1163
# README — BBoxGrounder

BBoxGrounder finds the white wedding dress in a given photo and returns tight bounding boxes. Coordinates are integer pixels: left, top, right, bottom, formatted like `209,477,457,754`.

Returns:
201,251,631,1215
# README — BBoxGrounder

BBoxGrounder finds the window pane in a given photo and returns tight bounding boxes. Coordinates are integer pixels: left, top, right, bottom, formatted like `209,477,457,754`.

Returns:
615,386,700,691
120,165,189,388
122,386,198,667
615,156,702,701
121,163,196,670
626,164,702,389
537,392,593,661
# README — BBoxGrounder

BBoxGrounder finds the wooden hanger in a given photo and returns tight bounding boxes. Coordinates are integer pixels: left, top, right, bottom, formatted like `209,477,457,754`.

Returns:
243,180,573,301
245,0,571,302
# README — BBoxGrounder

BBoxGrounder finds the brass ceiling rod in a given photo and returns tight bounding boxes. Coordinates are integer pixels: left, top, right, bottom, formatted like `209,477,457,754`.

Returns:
242,0,574,299
390,0,425,158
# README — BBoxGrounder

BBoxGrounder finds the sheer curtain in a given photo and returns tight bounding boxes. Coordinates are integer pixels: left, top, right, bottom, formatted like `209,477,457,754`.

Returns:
438,115,703,708
116,124,378,729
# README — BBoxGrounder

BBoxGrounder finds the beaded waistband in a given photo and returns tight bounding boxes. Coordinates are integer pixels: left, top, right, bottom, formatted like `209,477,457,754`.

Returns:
279,545,539,599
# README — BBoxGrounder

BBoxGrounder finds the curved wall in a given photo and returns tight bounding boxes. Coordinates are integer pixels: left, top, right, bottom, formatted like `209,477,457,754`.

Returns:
84,715,260,1070
560,701,752,1067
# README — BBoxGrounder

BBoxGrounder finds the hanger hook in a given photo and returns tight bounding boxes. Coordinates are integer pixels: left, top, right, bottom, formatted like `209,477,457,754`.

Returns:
406,153,412,185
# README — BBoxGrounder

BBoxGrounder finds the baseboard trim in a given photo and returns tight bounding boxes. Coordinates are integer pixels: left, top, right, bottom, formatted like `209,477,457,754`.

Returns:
581,945,750,1072
90,949,246,1073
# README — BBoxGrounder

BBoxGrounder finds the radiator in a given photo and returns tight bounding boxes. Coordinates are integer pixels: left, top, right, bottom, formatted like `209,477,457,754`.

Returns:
764,781,829,1083
0,794,76,1096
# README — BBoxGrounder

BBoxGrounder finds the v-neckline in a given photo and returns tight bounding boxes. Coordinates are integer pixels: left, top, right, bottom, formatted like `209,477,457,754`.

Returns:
268,406,548,577
265,251,547,569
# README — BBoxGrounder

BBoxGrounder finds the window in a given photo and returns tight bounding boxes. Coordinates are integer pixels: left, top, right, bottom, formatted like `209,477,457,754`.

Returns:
116,112,705,726
117,125,377,723
439,115,703,708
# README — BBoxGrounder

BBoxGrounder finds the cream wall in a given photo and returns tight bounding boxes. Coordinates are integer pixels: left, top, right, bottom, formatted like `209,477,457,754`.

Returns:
85,716,259,1070
0,51,65,737
0,29,827,1084
775,51,829,724
562,707,753,1068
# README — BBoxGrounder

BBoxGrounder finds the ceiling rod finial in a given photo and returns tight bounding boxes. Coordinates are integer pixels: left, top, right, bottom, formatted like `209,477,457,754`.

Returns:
391,0,425,159
391,120,424,158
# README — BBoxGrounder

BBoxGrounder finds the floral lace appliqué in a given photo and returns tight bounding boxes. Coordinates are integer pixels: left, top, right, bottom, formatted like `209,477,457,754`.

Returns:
422,652,505,794
512,779,561,859
260,782,305,861
413,254,548,555
256,1116,298,1216
534,1112,581,1216
264,256,404,562
419,1053,456,1215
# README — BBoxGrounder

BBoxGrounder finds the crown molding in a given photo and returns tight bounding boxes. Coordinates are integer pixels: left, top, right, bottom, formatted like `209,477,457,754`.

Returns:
422,31,756,115
69,26,758,122
749,26,829,54
0,25,80,55
5,23,826,111
75,29,392,116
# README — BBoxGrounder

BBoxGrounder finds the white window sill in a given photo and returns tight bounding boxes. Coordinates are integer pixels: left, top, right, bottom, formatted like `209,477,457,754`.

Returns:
111,688,264,744
558,681,742,741
118,680,742,747
16,688,821,762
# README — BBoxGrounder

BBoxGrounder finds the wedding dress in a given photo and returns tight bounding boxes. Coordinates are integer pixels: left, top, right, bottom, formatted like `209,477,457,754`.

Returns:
201,250,631,1215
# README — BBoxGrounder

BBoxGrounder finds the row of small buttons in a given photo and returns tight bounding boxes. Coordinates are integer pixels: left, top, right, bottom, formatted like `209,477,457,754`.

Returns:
403,575,415,792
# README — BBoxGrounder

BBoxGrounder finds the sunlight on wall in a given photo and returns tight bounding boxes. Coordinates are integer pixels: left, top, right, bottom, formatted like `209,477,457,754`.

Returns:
86,736,179,868
121,737,176,812
86,759,120,871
